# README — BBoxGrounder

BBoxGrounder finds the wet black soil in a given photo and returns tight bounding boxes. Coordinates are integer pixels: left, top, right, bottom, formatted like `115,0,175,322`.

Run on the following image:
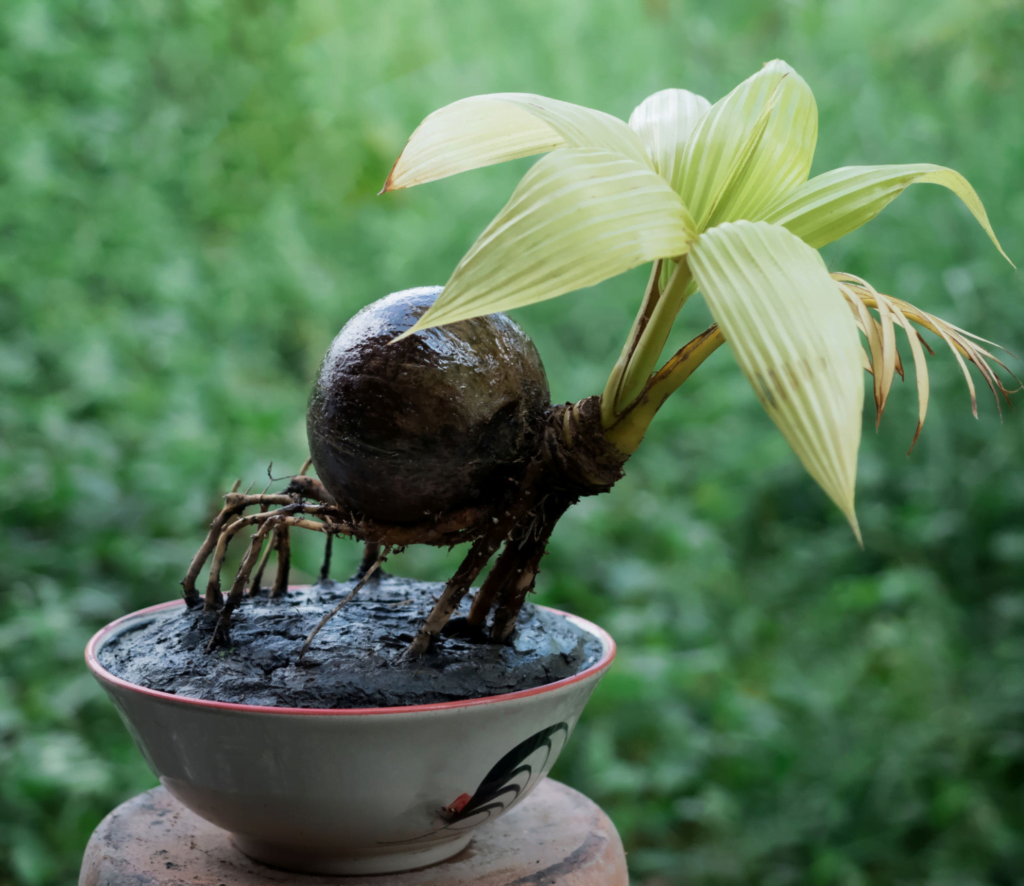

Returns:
98,577,602,708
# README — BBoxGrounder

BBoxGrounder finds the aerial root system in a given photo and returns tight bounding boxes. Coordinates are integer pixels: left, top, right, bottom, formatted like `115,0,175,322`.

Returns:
405,395,626,656
184,395,628,656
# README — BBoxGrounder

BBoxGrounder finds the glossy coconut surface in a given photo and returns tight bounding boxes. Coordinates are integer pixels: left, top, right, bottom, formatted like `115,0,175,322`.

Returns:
307,287,550,524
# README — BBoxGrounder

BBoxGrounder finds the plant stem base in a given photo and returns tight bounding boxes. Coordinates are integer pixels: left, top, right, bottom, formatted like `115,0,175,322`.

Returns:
79,779,628,885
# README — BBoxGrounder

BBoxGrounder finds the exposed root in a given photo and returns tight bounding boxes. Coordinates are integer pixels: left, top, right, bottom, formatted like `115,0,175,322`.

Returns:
189,459,502,651
466,544,513,626
403,534,506,658
319,534,334,584
248,527,277,595
180,493,289,606
204,502,323,610
206,515,331,650
300,545,392,658
271,527,290,598
284,475,335,504
466,518,542,627
190,397,630,656
356,542,383,580
489,496,572,641
404,397,628,656
207,522,277,650
466,494,572,638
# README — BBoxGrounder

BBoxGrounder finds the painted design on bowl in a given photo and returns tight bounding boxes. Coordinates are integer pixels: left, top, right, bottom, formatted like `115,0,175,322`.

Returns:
387,721,569,845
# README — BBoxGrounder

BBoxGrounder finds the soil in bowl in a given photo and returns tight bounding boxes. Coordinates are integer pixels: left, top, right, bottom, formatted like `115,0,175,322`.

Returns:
98,576,602,708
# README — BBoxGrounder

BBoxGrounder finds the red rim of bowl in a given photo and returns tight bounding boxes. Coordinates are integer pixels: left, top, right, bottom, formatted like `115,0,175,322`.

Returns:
85,595,616,716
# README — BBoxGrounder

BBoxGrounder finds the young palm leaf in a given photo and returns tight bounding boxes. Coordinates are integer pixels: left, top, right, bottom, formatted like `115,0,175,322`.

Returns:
628,89,711,188
677,59,817,228
394,149,696,335
688,221,864,540
383,59,1013,537
627,89,711,292
761,166,1012,264
383,93,649,192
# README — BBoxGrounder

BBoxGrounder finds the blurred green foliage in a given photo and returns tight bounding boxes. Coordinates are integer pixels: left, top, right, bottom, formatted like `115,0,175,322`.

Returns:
2,1,1024,883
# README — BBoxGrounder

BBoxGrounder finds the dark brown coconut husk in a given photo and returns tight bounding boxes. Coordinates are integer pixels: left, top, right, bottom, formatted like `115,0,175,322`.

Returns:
307,287,550,525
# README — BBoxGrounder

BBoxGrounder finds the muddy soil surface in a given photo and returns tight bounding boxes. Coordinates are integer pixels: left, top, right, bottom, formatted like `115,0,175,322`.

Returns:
98,576,603,708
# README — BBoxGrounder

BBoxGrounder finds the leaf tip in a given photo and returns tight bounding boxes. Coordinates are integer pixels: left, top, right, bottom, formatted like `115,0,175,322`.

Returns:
990,235,1015,268
980,220,1014,267
907,422,923,455
848,510,864,548
380,152,407,194
389,326,418,344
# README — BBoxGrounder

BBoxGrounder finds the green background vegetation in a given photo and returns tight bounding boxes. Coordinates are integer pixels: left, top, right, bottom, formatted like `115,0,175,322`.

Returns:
2,1,1023,883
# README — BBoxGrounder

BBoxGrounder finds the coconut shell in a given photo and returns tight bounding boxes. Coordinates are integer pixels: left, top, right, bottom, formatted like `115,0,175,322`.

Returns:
307,287,550,524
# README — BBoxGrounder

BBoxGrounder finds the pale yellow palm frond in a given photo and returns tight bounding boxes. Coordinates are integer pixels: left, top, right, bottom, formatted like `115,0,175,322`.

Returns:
835,272,1021,451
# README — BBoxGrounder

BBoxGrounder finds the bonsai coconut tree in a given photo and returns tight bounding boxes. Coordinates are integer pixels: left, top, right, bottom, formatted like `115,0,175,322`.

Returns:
87,58,1019,877
182,59,1015,657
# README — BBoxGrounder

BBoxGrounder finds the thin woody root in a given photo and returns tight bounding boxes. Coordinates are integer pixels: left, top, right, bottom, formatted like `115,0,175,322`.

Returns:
272,527,291,597
248,526,278,594
187,465,490,630
186,472,489,653
299,545,393,659
205,514,330,652
319,533,333,584
356,542,382,579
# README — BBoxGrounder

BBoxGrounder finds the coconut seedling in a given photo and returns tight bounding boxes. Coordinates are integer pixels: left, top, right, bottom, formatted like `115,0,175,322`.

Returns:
184,59,1016,658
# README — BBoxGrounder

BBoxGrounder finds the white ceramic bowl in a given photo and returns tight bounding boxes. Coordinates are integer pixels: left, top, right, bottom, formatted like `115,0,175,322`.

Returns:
85,598,615,875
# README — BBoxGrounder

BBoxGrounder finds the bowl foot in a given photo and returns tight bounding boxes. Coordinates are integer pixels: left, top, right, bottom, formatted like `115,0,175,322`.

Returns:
231,833,473,875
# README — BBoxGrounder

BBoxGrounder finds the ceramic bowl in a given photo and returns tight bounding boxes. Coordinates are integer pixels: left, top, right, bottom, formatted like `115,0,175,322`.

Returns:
85,598,615,875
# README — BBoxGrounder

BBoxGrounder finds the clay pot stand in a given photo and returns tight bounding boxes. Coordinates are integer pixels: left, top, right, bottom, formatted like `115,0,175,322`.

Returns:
80,778,628,885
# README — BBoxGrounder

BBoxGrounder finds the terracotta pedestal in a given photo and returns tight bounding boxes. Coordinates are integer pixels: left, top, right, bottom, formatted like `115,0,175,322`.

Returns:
79,778,628,885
